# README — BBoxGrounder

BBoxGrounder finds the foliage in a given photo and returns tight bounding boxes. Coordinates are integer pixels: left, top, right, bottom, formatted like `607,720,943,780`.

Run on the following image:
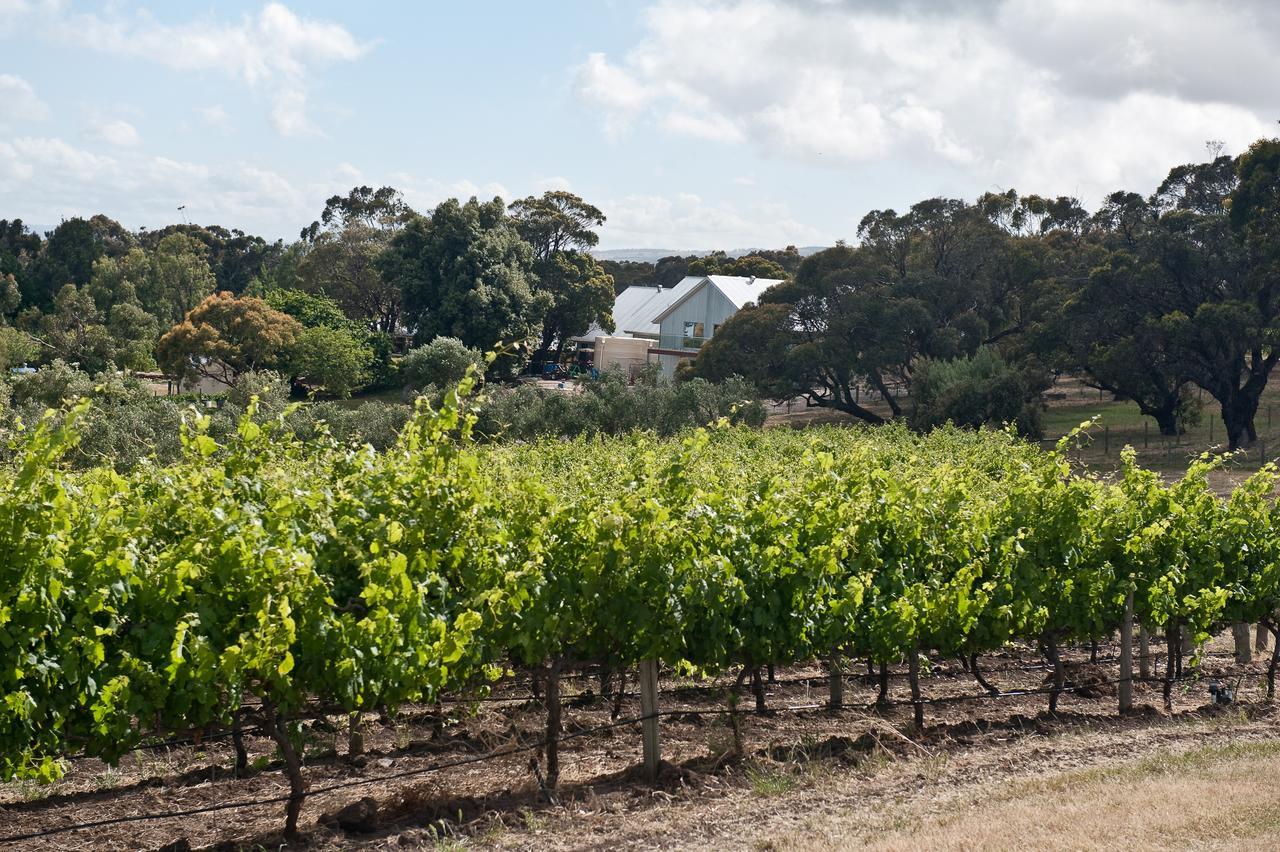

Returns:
4,400,1279,793
910,348,1042,437
156,292,302,386
401,337,483,392
136,234,217,325
471,372,766,440
509,191,605,260
290,325,373,398
380,197,549,356
687,252,789,280
0,325,38,371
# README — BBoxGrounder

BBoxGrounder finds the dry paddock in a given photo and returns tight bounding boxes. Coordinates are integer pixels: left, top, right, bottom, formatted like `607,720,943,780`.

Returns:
3,631,1279,851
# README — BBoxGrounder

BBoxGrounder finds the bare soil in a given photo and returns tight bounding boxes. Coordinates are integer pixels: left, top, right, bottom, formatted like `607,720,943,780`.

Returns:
3,631,1278,851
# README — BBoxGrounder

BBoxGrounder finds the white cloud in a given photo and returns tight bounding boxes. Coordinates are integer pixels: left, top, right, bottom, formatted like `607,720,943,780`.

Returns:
198,104,233,132
95,119,141,148
397,178,511,212
533,175,574,193
577,0,1278,203
50,3,369,137
0,74,50,126
601,191,829,249
0,135,316,233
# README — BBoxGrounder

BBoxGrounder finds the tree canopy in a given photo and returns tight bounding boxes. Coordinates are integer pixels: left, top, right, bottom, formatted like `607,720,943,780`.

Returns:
156,292,302,386
379,197,548,355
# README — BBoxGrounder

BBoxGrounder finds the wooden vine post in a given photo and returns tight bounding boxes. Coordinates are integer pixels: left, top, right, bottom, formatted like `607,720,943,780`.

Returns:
639,659,660,780
1233,623,1253,665
544,660,563,789
828,654,843,713
1138,625,1151,681
1119,589,1134,714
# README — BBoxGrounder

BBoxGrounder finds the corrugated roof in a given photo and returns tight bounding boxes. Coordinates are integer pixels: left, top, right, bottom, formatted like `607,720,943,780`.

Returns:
650,275,785,324
577,278,702,340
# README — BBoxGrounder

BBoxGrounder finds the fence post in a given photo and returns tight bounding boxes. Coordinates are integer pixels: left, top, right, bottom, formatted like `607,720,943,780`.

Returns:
1139,624,1151,681
639,659,660,780
1120,590,1134,714
1233,623,1252,665
828,655,843,713
1258,624,1270,652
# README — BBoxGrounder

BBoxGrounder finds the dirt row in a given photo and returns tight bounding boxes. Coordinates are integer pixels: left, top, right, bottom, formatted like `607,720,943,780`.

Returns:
1,632,1276,850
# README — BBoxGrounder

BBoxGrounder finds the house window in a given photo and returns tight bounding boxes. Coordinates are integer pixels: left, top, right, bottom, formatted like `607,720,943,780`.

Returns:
712,323,721,336
683,321,705,338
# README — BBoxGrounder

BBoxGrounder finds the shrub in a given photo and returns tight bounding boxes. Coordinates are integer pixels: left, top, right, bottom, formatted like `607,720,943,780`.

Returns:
910,348,1042,438
290,325,373,398
401,337,482,392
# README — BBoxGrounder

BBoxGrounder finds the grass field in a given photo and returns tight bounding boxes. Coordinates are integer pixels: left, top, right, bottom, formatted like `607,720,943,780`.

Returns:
1038,375,1280,474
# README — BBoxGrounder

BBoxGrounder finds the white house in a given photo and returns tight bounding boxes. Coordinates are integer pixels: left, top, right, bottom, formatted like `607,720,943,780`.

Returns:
578,274,784,379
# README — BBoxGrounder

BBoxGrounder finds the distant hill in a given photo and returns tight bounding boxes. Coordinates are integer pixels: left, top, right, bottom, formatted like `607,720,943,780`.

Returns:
592,246,829,263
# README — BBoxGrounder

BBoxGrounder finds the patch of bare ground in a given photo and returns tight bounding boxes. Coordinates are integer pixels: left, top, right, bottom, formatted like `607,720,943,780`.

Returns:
3,632,1278,851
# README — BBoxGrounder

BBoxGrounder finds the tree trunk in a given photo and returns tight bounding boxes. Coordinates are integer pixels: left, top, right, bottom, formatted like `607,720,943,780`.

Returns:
876,662,890,706
430,699,445,742
263,701,307,841
1151,406,1180,437
1174,624,1185,680
347,711,364,757
766,663,777,685
1044,634,1065,714
1223,395,1261,451
544,661,562,790
970,654,999,696
751,666,767,715
908,648,924,730
611,669,627,721
1119,590,1134,714
1163,624,1177,712
871,373,903,419
1265,620,1280,701
1139,625,1151,681
231,710,248,773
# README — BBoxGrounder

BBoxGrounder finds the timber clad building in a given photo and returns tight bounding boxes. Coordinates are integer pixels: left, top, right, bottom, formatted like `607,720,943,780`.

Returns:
577,275,783,379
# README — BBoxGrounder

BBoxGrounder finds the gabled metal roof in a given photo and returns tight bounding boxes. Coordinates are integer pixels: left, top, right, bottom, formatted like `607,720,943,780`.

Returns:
650,275,785,324
577,277,702,340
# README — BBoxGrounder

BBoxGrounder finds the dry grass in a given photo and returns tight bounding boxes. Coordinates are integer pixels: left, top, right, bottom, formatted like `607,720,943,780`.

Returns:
828,740,1280,851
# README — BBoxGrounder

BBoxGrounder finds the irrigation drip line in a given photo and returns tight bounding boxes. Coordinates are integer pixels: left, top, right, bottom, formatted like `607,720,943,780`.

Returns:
2,663,1236,846
0,711,656,845
57,649,1235,764
64,724,269,762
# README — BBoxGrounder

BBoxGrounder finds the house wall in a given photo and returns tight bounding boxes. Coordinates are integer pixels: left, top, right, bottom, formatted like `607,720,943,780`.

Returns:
654,283,741,378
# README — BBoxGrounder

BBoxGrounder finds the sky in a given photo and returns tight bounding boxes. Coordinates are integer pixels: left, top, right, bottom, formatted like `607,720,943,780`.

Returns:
1,0,1276,251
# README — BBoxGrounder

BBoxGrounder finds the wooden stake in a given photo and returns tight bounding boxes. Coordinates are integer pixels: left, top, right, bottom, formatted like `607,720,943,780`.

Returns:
639,659,660,780
828,655,843,713
1119,590,1134,714
1234,623,1252,665
1139,625,1151,681
908,648,924,729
